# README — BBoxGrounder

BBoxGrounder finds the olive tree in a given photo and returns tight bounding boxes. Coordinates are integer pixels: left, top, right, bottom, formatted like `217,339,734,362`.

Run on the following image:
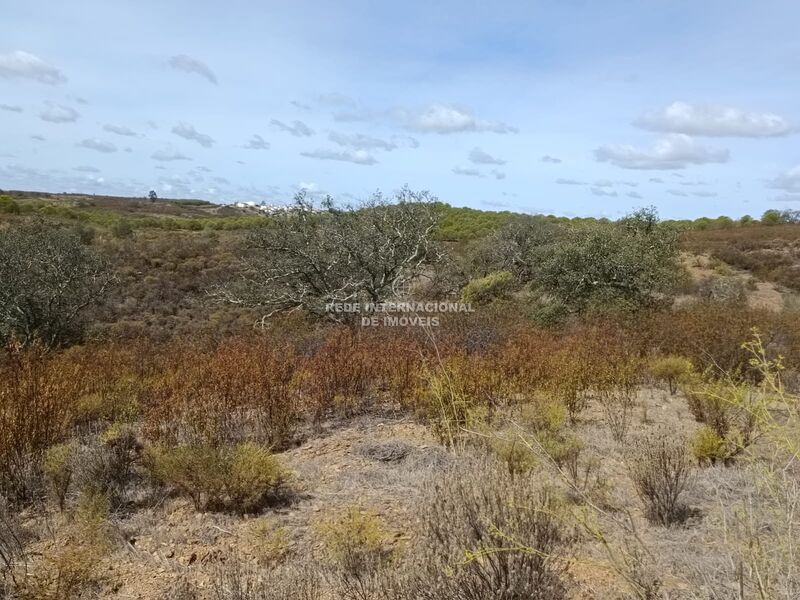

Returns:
537,207,681,313
0,221,113,347
221,188,444,321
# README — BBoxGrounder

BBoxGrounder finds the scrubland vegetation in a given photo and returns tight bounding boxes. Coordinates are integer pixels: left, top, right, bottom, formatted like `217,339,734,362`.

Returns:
1,189,800,598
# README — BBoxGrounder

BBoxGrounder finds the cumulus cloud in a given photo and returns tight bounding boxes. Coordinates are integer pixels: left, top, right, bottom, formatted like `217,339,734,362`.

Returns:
244,134,270,150
491,169,506,180
595,134,729,169
300,148,377,165
0,50,66,84
328,131,397,151
541,155,562,164
77,138,117,153
555,178,586,185
469,147,506,165
594,179,614,187
626,191,644,199
151,148,192,162
103,124,137,137
168,55,218,85
767,165,800,194
635,101,793,137
39,103,79,123
271,119,314,137
399,104,517,134
591,187,618,197
452,166,484,177
0,104,23,112
667,189,689,197
172,122,214,147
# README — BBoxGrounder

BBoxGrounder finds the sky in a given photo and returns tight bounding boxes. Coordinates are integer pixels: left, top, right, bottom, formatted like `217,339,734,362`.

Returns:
1,0,799,219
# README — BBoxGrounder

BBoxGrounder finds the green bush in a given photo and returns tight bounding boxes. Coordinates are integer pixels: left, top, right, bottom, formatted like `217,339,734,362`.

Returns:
690,425,728,465
461,270,514,305
0,195,20,214
649,355,693,395
111,219,134,239
43,442,76,511
144,443,286,513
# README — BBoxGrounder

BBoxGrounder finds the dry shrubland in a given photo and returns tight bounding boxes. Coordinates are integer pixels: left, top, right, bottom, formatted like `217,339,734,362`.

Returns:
2,202,800,598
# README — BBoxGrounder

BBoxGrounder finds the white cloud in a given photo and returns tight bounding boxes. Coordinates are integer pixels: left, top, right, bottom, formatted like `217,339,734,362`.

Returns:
31,134,46,142
172,122,215,147
594,179,614,187
39,103,79,123
74,165,100,173
300,148,377,165
0,104,23,112
491,169,506,180
626,191,644,199
635,101,793,137
775,194,800,203
452,166,484,177
555,178,586,185
649,177,664,183
667,189,689,197
541,155,562,164
591,187,618,197
77,138,117,153
167,55,217,85
767,165,800,194
0,50,66,84
244,134,270,150
693,191,718,198
151,148,192,161
103,124,137,137
399,104,517,134
271,119,314,137
469,147,506,165
328,131,397,151
595,134,729,170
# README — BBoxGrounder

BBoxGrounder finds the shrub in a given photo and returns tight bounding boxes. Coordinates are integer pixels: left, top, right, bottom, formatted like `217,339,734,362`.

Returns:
690,425,728,465
42,442,76,511
683,379,761,459
0,343,85,503
12,489,112,600
144,442,286,513
143,337,300,448
626,430,693,526
460,270,514,305
0,221,113,347
405,458,575,599
649,355,693,395
316,507,394,576
111,219,134,238
72,425,141,509
416,358,489,447
0,195,20,214
488,434,539,478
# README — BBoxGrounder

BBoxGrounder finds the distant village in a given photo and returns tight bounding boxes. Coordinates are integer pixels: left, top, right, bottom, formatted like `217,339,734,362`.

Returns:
232,201,297,214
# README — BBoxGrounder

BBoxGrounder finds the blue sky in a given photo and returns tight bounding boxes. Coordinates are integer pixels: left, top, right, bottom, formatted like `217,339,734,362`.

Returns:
1,0,799,219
